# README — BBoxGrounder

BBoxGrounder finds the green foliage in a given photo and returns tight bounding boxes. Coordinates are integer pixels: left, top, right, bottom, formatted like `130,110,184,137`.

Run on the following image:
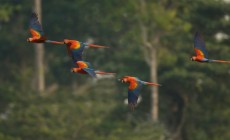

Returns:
0,3,21,22
0,0,230,140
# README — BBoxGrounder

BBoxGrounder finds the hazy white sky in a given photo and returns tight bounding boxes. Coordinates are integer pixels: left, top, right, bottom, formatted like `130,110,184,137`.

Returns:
223,0,230,3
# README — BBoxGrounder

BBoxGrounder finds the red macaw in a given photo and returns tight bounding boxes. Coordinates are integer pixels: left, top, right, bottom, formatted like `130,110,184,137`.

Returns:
64,39,109,62
191,32,230,64
119,76,161,111
71,61,115,78
27,12,63,44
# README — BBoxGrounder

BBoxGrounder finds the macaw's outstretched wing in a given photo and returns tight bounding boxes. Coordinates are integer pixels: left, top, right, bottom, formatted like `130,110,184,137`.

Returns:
83,68,97,78
71,51,83,62
70,42,87,62
194,32,208,58
29,12,45,38
75,61,93,69
128,80,143,110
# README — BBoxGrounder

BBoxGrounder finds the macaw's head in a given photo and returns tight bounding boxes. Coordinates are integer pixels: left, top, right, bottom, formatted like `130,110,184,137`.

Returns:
70,68,78,73
118,76,132,83
191,56,197,61
64,39,70,44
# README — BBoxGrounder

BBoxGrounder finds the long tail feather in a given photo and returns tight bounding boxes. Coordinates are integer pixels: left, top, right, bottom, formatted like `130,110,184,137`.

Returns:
211,60,230,64
95,71,116,75
145,82,161,86
88,44,109,48
45,40,64,45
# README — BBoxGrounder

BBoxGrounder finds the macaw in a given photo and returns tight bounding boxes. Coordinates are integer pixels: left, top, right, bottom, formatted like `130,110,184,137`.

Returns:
118,76,161,111
27,12,63,44
64,39,109,62
191,32,230,64
71,61,115,78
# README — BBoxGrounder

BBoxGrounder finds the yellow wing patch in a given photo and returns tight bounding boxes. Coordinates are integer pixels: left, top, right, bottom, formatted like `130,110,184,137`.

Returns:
129,82,138,90
71,41,81,50
30,29,41,38
76,61,88,68
194,48,204,58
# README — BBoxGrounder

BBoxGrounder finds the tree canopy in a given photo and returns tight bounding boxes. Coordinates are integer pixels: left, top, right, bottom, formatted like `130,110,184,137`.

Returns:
0,0,230,140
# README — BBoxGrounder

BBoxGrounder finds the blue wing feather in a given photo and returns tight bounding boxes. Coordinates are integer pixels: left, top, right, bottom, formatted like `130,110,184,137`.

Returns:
83,68,96,78
71,42,87,61
128,79,143,107
194,32,208,58
29,12,45,36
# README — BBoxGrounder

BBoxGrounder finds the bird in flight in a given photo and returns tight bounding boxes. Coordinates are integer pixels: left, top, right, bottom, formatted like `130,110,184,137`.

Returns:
71,61,115,78
191,32,230,64
27,12,63,44
64,39,109,62
119,76,161,111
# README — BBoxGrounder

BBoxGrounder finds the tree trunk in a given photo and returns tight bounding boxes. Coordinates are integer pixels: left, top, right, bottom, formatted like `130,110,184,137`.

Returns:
34,0,45,94
138,0,159,122
150,46,159,122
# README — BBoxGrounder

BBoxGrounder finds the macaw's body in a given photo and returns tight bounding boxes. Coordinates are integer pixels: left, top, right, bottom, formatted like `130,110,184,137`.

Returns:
64,39,87,62
191,32,230,64
27,12,63,45
64,39,109,62
71,61,115,78
119,76,161,111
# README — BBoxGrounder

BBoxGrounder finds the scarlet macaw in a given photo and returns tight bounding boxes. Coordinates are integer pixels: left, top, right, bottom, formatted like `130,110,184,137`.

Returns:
191,32,230,64
71,61,115,78
119,76,161,111
27,12,63,44
64,39,109,62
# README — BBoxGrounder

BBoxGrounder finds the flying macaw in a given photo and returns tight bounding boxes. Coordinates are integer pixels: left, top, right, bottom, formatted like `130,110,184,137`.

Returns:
71,61,115,78
191,32,230,64
64,39,109,62
118,76,161,111
27,12,63,44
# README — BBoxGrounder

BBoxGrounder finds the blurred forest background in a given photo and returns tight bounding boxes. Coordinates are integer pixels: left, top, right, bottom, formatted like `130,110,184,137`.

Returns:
0,0,230,140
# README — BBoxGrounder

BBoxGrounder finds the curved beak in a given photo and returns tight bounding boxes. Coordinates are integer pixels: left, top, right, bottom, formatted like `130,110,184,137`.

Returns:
27,38,31,42
118,79,123,83
118,79,125,83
